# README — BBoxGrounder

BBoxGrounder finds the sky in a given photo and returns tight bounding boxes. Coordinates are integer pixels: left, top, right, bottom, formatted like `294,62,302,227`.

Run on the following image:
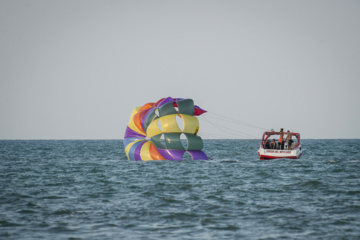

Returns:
1,0,359,140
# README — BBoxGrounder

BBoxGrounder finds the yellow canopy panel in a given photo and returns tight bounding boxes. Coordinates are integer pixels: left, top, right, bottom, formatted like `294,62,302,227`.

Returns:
146,114,199,138
127,107,145,136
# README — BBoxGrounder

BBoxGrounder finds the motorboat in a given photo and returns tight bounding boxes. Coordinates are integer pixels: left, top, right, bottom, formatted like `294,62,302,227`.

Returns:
258,130,303,160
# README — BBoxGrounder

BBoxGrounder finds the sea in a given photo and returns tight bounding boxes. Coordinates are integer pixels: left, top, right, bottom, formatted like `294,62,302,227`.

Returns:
0,139,359,240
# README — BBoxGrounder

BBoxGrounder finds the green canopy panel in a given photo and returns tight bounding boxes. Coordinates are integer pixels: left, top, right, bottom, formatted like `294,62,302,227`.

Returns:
150,133,203,151
144,110,159,133
183,133,204,150
158,102,178,117
177,99,194,115
150,134,167,149
164,133,185,150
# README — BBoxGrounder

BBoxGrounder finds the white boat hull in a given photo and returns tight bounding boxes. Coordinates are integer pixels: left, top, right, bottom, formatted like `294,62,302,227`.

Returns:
258,146,302,160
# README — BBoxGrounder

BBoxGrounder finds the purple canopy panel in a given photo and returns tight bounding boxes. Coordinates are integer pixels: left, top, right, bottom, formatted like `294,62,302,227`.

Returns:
187,151,209,160
157,148,185,161
133,141,146,161
124,126,146,139
155,97,174,107
128,140,146,161
174,98,184,102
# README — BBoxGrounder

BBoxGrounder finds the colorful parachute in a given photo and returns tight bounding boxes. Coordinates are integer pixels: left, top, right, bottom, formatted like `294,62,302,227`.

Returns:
124,97,208,161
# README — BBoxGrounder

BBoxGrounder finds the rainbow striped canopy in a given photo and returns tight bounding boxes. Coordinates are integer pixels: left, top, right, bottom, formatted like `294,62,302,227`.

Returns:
124,97,208,161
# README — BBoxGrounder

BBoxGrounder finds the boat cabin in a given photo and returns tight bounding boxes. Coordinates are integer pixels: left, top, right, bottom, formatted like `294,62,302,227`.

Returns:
261,131,301,150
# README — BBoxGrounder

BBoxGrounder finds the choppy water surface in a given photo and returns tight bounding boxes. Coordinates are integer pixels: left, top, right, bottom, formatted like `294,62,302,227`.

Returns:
0,139,359,239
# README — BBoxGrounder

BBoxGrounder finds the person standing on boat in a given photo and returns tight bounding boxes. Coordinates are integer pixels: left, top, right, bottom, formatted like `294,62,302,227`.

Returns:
278,128,284,150
285,130,293,150
271,139,277,149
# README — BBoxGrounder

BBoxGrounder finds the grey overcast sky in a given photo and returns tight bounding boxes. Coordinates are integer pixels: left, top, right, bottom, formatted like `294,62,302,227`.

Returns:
1,0,359,140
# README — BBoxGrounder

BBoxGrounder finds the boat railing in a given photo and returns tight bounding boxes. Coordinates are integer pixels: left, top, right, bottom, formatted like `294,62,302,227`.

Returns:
262,140,300,150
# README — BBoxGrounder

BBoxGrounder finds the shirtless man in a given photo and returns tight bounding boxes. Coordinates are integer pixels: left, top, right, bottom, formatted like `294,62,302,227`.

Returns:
278,128,284,150
285,130,293,150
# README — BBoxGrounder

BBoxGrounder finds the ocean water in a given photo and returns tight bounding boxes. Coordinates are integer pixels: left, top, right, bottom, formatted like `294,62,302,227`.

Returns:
0,139,359,240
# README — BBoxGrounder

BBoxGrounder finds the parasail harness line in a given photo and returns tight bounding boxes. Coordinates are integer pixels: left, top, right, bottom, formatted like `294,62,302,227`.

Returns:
201,117,257,139
199,111,267,139
206,112,267,130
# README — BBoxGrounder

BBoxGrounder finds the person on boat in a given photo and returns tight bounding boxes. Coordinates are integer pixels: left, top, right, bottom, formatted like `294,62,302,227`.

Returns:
264,140,271,149
270,139,277,149
285,130,293,150
278,128,284,150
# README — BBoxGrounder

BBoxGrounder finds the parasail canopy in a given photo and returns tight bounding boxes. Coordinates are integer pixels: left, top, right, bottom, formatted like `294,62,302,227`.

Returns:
124,97,208,161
